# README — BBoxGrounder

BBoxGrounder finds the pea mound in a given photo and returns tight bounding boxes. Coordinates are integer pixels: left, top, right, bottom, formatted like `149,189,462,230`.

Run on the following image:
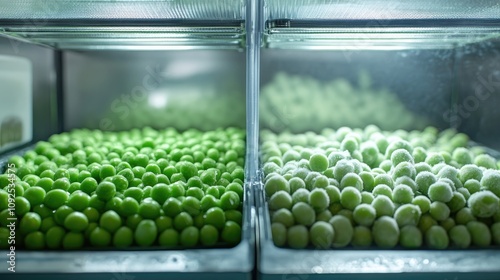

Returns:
0,127,245,250
262,125,500,249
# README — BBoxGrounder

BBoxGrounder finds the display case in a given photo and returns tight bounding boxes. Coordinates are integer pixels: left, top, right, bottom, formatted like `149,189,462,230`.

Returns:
0,1,254,279
257,1,500,279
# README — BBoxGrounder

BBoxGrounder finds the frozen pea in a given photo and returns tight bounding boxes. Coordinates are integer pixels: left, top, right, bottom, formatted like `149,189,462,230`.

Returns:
309,153,329,172
428,181,453,202
372,216,399,248
412,195,431,214
379,160,392,173
359,171,374,192
468,191,499,218
399,225,422,248
418,214,437,233
308,188,330,212
340,136,359,154
385,140,412,160
292,202,315,226
272,208,295,227
452,147,473,165
440,217,456,231
480,170,500,197
391,149,414,166
457,187,471,200
329,215,353,248
325,185,341,204
455,207,477,225
264,175,290,197
449,225,471,248
328,151,349,168
333,159,355,182
467,221,491,247
474,154,497,169
430,201,450,221
395,176,418,192
287,225,309,249
426,152,445,166
446,192,466,213
292,189,310,205
372,184,392,199
289,177,306,194
340,187,361,211
412,147,427,164
340,173,363,191
351,225,372,247
282,150,300,164
414,162,432,174
271,222,287,247
263,162,280,177
269,191,293,211
374,174,394,188
464,179,481,194
392,162,416,180
309,221,334,249
291,168,309,181
425,225,449,249
394,204,421,227
353,204,376,227
361,142,379,167
392,184,414,204
316,210,333,222
361,191,374,204
312,175,329,189
459,164,483,183
371,195,395,217
491,222,500,245
304,172,321,190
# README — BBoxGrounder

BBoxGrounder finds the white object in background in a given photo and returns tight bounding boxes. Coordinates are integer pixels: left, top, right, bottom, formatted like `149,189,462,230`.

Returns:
0,55,32,153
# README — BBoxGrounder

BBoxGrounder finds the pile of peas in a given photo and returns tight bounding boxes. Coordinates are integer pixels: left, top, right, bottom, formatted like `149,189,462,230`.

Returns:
262,125,500,249
0,127,245,250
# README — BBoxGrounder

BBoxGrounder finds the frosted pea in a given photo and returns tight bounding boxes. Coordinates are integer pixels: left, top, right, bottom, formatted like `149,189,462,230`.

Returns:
468,191,499,218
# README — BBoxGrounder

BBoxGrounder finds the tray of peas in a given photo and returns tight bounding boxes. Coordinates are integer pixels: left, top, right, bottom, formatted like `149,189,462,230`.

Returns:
0,127,254,278
257,125,500,279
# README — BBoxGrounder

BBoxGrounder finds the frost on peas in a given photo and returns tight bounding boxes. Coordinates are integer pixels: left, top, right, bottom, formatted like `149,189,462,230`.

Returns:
464,179,481,194
468,191,499,218
391,149,414,166
289,177,306,194
474,154,497,170
391,162,416,180
480,170,500,197
340,173,363,191
264,175,290,197
374,173,394,188
427,181,453,203
372,184,392,199
394,204,421,227
392,184,414,204
292,189,310,205
333,159,355,182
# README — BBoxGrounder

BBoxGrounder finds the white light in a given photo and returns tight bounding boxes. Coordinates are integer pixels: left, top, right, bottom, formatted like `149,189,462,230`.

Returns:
148,92,168,108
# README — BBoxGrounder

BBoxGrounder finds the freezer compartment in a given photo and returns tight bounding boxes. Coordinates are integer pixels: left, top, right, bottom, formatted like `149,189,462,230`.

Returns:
0,1,246,50
257,41,500,277
0,129,254,277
